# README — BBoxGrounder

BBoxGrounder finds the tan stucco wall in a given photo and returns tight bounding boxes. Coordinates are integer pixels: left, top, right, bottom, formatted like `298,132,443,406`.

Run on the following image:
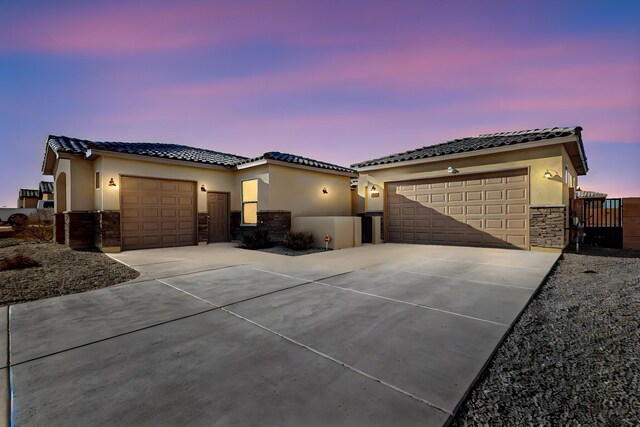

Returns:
357,144,566,213
97,156,235,212
292,216,361,249
55,155,353,219
267,164,352,217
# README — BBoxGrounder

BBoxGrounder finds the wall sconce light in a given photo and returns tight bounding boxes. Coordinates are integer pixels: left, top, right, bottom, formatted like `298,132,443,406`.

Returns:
447,166,458,174
108,178,117,187
371,185,377,192
322,187,328,194
201,185,206,192
544,170,559,179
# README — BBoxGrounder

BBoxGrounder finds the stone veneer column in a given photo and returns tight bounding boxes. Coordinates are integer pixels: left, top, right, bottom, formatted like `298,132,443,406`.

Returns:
530,205,566,249
198,213,209,243
54,213,65,244
64,212,96,249
95,211,121,251
257,211,291,242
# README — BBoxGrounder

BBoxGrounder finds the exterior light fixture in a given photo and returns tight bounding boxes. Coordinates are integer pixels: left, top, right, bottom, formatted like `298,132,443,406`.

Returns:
371,185,377,192
544,170,559,179
201,185,206,192
447,166,458,174
322,187,328,194
108,178,117,187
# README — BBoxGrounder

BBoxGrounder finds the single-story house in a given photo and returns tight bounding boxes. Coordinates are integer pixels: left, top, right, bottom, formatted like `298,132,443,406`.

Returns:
16,181,54,208
42,135,358,251
17,189,40,208
41,126,588,253
351,126,588,253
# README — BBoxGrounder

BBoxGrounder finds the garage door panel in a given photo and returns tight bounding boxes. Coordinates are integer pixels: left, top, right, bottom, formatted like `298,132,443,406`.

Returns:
386,170,528,249
507,204,526,214
121,176,196,250
485,205,503,215
506,189,526,200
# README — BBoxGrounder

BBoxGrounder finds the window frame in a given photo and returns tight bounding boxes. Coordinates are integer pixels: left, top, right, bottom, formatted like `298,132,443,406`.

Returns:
241,178,258,226
95,171,101,190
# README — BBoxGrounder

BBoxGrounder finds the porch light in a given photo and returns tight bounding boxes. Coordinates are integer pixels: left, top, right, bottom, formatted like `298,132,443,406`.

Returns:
322,187,328,194
108,178,117,187
544,170,558,179
370,185,378,193
447,166,458,174
201,185,206,192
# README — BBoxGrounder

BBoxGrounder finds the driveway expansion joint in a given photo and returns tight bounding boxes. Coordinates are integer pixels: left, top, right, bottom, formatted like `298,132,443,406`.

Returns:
312,281,509,327
402,270,532,290
221,306,453,417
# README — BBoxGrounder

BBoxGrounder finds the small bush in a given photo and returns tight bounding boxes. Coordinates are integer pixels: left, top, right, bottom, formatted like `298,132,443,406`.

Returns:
240,228,274,250
283,230,315,250
0,254,40,271
16,214,53,242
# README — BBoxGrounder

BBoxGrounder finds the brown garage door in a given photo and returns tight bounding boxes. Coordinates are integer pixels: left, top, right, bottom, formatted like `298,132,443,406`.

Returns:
120,176,197,250
386,169,529,249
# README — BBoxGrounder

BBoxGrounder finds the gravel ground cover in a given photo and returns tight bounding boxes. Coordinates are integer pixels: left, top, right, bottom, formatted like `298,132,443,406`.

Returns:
453,246,640,426
0,241,139,306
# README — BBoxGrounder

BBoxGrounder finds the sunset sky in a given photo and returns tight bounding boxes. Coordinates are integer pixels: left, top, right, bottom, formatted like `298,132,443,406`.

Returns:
1,0,638,207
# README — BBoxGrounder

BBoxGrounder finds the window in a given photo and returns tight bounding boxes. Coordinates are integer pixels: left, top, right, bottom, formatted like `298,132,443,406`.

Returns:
242,179,258,224
95,171,101,189
565,165,569,185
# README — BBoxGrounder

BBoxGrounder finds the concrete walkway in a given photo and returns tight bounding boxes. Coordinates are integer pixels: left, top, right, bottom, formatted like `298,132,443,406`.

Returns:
5,243,559,426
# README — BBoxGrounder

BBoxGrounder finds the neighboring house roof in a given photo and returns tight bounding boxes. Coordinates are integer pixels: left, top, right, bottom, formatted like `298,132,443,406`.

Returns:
19,189,40,198
575,190,607,199
39,181,54,194
238,151,357,174
47,135,248,167
351,127,587,172
43,135,356,175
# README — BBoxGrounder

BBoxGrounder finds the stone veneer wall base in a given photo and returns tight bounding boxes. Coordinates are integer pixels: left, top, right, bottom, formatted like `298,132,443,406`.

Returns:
530,205,566,249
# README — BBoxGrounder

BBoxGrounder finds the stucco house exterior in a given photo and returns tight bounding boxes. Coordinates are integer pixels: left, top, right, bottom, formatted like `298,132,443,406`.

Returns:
351,127,587,253
41,126,588,253
42,136,357,251
17,181,54,208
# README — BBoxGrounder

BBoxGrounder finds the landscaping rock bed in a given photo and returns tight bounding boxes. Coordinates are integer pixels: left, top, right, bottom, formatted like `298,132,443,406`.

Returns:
453,247,640,425
0,242,139,306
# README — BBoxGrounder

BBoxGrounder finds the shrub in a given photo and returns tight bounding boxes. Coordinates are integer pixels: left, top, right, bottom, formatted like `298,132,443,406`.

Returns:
16,214,53,242
283,230,314,250
0,254,40,271
240,228,274,250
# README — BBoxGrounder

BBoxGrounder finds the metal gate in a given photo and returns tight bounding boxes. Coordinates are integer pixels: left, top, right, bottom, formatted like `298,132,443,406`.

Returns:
583,198,623,248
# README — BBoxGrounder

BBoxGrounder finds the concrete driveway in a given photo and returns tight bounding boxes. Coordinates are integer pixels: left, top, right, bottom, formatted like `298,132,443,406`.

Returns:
5,243,559,426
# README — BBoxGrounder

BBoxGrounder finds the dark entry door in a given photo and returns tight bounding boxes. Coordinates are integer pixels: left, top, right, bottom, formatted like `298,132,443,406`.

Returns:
207,192,229,243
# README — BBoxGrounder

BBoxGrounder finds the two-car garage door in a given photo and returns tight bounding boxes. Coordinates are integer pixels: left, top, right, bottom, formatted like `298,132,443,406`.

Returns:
120,176,197,250
386,169,529,249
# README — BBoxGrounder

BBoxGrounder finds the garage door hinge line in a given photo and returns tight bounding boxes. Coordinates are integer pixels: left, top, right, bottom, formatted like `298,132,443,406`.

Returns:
221,307,453,417
313,282,508,327
403,270,531,290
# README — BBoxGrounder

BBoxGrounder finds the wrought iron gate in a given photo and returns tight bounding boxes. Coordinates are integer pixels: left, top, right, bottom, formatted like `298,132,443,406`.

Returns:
582,198,623,248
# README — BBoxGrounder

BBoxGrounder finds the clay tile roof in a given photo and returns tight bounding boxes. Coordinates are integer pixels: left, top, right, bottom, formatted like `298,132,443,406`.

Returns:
19,189,40,198
351,126,586,169
238,151,357,174
46,135,248,168
39,181,54,194
575,190,608,199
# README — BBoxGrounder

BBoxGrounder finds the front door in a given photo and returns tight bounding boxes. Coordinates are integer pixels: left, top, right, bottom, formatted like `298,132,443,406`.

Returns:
207,192,229,243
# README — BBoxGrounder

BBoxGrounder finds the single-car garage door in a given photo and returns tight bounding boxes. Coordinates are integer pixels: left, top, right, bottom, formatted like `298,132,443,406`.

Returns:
386,169,529,249
120,176,197,250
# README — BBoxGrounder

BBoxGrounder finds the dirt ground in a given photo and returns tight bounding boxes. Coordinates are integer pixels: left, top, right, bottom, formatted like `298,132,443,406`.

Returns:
453,246,640,425
0,241,139,306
